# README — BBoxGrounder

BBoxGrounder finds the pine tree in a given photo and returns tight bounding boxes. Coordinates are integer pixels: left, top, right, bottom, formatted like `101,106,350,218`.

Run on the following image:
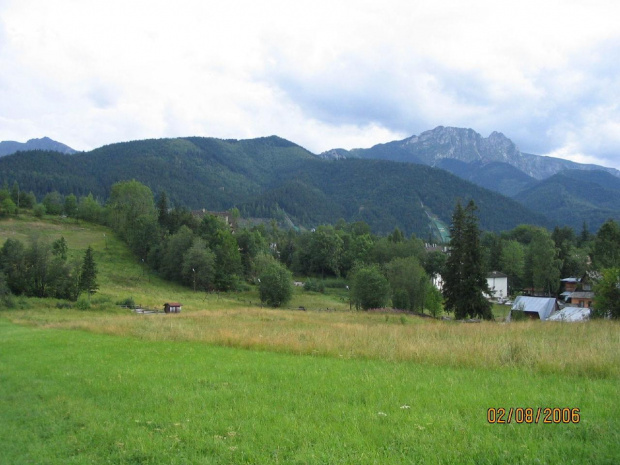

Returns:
157,190,170,233
443,202,465,315
79,246,98,296
443,201,493,320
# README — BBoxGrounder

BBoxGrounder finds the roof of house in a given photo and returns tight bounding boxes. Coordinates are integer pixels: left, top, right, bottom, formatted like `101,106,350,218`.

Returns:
548,306,591,322
570,292,595,299
487,271,508,279
561,277,580,283
511,296,558,320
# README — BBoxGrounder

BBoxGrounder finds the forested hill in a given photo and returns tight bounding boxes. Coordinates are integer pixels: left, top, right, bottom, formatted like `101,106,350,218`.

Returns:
514,170,620,231
0,135,548,236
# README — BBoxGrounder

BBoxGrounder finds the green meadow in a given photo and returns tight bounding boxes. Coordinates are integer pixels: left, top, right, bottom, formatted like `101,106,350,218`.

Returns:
1,214,619,464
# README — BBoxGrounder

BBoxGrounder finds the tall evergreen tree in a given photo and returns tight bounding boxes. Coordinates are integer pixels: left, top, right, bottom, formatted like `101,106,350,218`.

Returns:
79,246,98,296
10,181,20,208
443,201,493,320
157,190,170,233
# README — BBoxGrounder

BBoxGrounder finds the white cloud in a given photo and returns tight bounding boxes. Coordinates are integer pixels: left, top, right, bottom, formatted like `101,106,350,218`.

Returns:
0,0,620,168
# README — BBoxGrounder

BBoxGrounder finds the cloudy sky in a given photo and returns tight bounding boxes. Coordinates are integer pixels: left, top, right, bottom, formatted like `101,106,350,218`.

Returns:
1,0,620,168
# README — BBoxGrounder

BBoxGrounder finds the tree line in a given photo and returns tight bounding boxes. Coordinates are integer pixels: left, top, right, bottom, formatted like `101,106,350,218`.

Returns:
1,178,619,318
0,236,98,305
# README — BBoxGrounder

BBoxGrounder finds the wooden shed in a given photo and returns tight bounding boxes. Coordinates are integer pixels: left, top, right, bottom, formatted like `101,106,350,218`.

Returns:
164,302,182,313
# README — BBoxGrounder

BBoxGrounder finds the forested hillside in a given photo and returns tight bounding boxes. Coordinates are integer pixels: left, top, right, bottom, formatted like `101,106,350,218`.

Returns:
514,170,620,231
0,136,548,236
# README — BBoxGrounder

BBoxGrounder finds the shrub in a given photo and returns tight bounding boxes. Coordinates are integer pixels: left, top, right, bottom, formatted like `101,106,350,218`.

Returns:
33,203,46,218
304,279,325,293
76,295,91,310
259,262,293,308
350,265,390,310
116,297,136,308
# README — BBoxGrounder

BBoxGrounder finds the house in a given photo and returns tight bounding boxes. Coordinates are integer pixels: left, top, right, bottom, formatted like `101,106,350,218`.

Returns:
569,292,595,308
559,272,600,305
548,306,590,322
164,302,182,313
509,296,558,321
560,277,580,293
486,271,508,300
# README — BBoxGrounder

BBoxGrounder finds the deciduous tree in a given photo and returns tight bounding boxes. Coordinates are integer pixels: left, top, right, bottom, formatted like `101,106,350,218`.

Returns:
258,260,293,308
592,268,620,319
350,265,390,310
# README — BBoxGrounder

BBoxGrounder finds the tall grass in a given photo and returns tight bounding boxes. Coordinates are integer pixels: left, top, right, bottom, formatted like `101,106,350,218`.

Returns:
10,306,618,379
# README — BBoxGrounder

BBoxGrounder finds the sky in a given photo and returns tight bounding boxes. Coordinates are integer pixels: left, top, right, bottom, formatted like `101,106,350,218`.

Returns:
1,0,620,168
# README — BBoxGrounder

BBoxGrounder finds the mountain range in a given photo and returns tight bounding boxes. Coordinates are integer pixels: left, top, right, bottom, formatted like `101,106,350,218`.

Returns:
0,135,547,237
319,126,620,231
320,126,620,181
0,137,77,157
0,127,618,235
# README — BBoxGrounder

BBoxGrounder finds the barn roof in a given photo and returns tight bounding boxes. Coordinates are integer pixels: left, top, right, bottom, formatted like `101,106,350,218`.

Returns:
548,307,590,322
511,296,558,320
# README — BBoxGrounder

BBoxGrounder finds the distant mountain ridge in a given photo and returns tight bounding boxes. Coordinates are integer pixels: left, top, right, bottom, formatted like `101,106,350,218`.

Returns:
319,126,620,181
317,126,620,232
0,135,548,237
514,170,620,231
0,137,77,157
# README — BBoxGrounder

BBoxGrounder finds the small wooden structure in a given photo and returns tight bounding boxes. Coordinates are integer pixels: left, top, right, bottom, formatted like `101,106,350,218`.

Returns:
163,302,182,313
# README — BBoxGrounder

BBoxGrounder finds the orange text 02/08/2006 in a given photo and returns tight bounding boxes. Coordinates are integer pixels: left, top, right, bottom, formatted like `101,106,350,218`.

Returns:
487,407,581,424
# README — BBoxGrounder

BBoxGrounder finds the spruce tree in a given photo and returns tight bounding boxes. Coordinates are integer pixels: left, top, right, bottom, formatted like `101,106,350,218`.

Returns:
443,201,493,320
443,202,465,315
79,246,98,296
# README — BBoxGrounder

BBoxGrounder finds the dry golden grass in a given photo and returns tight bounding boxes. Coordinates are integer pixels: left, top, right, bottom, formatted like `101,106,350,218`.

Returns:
14,306,618,379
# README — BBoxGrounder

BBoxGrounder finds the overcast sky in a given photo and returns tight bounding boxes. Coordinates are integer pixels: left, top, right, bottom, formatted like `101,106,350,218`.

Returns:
1,0,620,168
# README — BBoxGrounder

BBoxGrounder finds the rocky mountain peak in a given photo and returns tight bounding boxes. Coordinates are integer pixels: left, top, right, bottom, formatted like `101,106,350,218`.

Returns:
400,126,521,166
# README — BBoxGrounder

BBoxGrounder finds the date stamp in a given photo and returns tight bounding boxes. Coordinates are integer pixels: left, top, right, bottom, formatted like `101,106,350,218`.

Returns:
487,407,580,424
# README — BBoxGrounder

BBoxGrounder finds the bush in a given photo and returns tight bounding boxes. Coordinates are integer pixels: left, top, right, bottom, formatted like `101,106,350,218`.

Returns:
351,265,390,310
0,273,14,308
33,203,46,218
259,262,293,308
116,297,136,308
76,295,91,310
304,279,325,293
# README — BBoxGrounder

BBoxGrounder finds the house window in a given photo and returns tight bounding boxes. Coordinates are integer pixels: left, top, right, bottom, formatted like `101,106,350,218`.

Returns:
578,301,584,308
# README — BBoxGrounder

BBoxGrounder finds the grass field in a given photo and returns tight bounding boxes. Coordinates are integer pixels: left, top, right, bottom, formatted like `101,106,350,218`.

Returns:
1,214,619,463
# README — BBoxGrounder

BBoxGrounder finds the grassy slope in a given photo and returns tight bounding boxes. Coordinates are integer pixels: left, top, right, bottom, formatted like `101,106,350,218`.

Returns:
1,215,619,464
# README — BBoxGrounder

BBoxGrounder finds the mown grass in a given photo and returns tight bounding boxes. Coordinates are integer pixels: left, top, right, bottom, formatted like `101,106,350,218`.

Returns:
1,214,620,463
1,319,619,464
